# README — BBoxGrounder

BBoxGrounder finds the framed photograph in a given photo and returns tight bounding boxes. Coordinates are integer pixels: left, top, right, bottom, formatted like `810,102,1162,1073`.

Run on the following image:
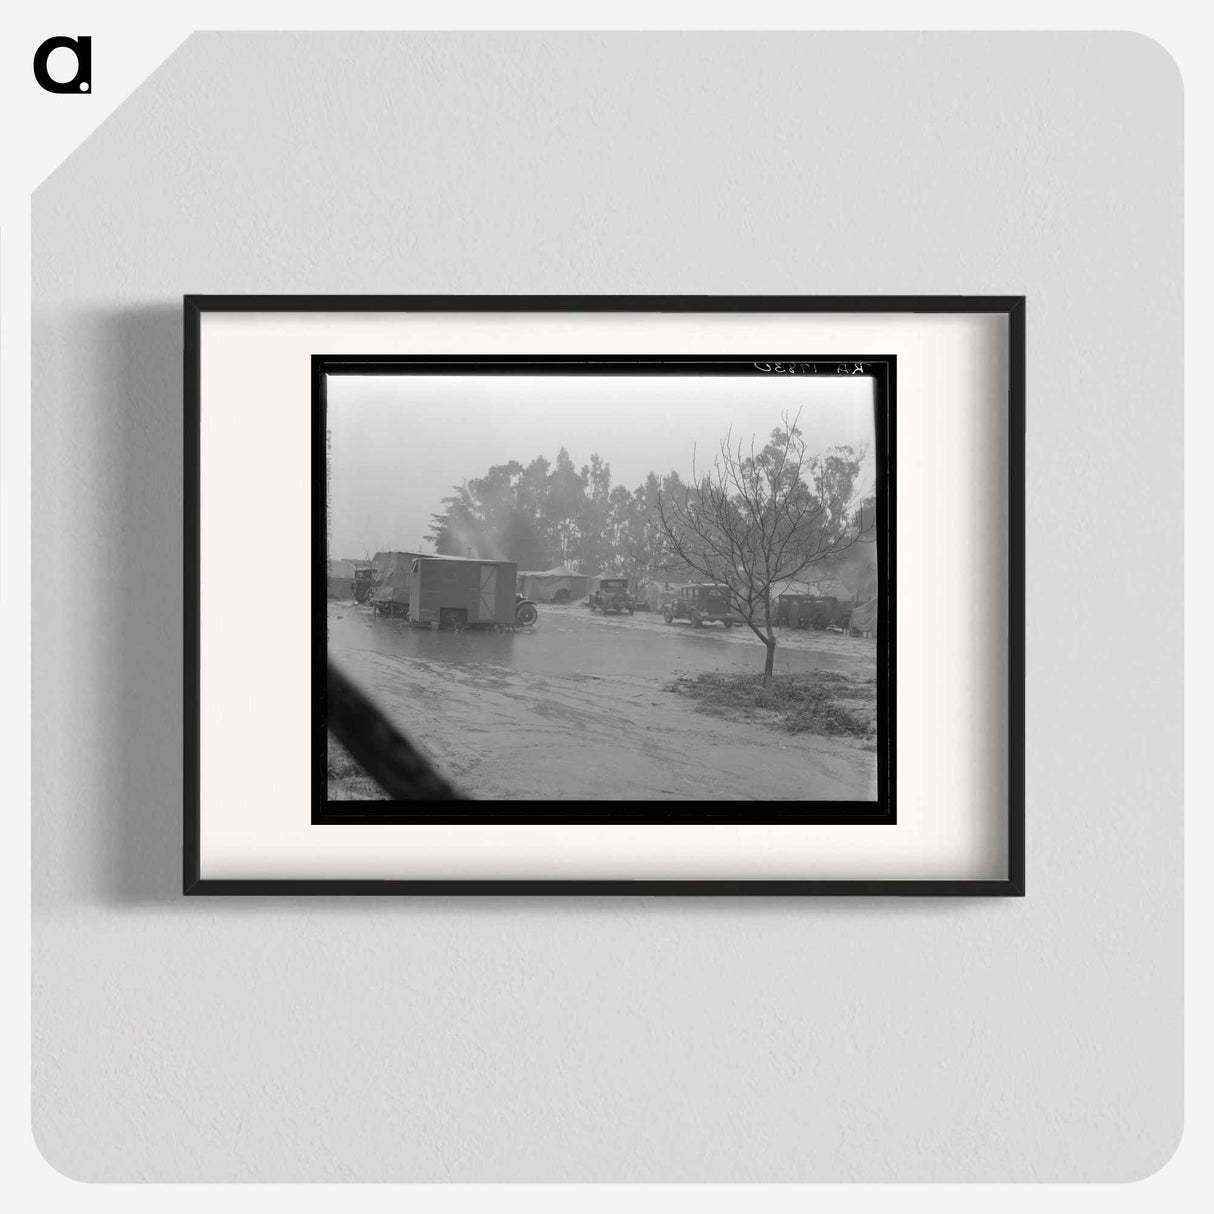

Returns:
185,296,1023,894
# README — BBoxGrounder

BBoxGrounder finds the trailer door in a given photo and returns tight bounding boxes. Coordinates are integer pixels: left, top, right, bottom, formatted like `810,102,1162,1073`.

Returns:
479,565,497,621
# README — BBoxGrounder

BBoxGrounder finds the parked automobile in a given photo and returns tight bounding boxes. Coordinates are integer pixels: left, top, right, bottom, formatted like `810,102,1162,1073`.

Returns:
663,584,743,628
514,592,538,627
588,576,635,614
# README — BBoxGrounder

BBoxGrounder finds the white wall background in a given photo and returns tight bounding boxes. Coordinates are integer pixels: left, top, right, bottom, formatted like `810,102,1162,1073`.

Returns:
31,32,1181,1181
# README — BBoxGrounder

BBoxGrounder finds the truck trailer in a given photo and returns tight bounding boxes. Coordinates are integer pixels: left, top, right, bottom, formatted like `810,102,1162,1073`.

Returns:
408,556,520,629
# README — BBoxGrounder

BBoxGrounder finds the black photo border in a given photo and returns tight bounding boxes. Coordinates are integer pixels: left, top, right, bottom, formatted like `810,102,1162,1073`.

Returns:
184,295,1025,896
314,354,894,828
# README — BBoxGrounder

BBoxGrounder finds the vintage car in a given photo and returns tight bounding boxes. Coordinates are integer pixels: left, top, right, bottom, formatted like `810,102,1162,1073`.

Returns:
514,592,539,627
663,584,744,629
588,576,635,615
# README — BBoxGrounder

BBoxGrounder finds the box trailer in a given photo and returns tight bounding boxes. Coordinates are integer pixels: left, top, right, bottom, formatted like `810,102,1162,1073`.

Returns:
789,595,841,630
408,556,519,629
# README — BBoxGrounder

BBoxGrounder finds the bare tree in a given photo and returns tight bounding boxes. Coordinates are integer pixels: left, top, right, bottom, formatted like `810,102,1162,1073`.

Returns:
656,413,875,684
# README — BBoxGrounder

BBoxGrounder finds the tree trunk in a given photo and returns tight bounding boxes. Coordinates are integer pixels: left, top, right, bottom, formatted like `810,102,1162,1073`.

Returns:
745,615,779,685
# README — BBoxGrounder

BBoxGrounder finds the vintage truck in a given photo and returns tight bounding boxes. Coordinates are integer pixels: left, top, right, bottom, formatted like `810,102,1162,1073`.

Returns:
587,575,635,615
663,584,744,629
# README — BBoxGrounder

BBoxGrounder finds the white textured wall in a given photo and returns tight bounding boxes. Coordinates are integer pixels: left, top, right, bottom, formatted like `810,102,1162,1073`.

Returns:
32,32,1182,1181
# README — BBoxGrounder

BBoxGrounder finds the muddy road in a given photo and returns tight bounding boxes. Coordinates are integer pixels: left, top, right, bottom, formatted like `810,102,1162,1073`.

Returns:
328,601,877,801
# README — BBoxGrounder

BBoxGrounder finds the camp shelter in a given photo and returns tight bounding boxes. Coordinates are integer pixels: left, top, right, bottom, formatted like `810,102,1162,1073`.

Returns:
326,558,358,599
850,596,878,637
641,580,684,612
520,565,588,603
771,569,859,601
409,556,518,628
769,572,861,624
370,551,424,614
813,577,855,601
770,578,812,600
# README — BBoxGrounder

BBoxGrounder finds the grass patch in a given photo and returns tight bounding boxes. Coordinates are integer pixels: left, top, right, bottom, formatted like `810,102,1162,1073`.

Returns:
327,735,390,801
666,670,877,741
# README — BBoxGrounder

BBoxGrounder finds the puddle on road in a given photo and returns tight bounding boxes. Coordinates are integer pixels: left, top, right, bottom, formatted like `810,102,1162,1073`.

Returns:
328,601,871,681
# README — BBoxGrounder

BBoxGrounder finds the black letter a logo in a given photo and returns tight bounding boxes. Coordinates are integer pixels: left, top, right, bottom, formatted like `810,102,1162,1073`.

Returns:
33,36,91,94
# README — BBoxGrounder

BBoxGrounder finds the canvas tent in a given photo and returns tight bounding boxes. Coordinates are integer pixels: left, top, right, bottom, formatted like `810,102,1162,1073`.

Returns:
769,578,812,600
770,573,857,601
813,577,855,600
327,558,358,600
641,580,684,612
370,551,425,613
850,596,878,636
519,565,588,603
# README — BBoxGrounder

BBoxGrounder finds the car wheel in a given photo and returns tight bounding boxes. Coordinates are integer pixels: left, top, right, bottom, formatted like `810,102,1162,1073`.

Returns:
663,608,674,624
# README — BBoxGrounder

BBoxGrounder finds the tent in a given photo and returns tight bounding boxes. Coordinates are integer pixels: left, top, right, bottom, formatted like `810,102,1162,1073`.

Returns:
770,578,813,600
813,577,855,600
519,565,588,603
641,580,684,612
370,551,425,613
770,573,857,601
326,558,358,600
850,597,878,636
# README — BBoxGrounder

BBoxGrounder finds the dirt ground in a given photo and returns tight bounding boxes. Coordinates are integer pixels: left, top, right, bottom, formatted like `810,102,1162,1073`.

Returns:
327,602,878,802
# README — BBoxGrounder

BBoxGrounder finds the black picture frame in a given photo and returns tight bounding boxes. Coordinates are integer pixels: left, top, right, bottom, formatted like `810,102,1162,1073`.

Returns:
184,295,1025,896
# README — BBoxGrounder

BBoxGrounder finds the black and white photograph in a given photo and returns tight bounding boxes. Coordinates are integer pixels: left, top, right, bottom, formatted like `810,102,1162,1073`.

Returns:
318,356,893,817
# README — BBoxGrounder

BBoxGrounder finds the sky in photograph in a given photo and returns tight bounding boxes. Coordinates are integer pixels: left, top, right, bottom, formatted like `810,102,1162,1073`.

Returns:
326,373,876,559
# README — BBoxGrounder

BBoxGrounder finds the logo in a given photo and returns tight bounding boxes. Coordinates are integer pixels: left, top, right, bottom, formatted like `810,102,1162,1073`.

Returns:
33,35,91,94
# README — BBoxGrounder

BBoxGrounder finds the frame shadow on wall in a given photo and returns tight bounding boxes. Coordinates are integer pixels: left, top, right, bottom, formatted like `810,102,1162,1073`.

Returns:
77,305,993,914
96,305,186,904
